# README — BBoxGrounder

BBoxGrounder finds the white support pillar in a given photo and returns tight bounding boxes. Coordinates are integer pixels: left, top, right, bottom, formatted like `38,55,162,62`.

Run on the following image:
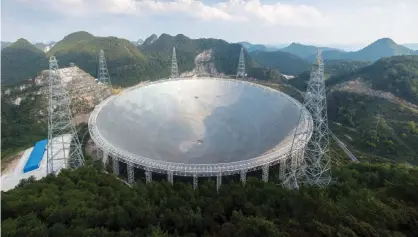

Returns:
127,162,135,184
240,169,247,185
96,148,102,160
145,169,152,183
112,157,119,176
216,173,222,192
167,171,174,184
279,158,286,181
193,174,198,190
262,164,269,182
103,150,109,166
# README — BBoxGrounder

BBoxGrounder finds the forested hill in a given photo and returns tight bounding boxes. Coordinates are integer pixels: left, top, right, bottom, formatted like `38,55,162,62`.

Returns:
249,50,311,75
1,39,48,84
138,33,253,78
1,32,283,86
327,55,418,104
46,31,149,86
138,33,283,82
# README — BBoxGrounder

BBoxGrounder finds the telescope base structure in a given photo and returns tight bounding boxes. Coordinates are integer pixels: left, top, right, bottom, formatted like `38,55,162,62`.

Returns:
89,78,313,191
97,147,298,190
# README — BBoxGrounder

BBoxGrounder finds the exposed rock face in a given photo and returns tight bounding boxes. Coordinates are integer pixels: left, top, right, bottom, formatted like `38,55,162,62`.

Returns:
2,66,112,127
180,49,220,77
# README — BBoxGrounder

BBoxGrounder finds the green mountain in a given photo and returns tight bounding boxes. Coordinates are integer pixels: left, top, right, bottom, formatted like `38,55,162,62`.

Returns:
319,38,417,61
250,50,310,75
280,43,341,59
289,60,371,91
327,55,418,104
1,39,48,84
138,33,283,82
47,31,148,86
238,41,279,52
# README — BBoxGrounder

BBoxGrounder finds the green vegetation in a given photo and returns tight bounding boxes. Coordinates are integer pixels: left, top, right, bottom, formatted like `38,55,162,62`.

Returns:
326,55,418,104
279,43,338,59
249,50,310,75
1,39,48,84
357,56,418,104
289,60,371,91
1,32,285,86
1,83,48,158
328,91,418,164
47,31,149,87
2,162,417,237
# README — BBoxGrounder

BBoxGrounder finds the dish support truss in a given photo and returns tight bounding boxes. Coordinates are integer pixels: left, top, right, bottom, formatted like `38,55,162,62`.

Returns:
90,77,313,191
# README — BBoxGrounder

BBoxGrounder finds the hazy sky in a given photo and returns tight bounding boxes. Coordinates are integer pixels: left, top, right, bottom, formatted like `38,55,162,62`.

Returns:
1,0,417,49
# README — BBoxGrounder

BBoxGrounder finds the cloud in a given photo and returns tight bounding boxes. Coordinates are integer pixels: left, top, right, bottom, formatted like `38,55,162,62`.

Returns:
4,0,418,44
16,0,326,25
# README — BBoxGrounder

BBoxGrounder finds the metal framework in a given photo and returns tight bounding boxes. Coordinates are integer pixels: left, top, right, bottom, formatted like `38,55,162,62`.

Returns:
98,49,112,85
283,50,331,189
88,77,312,180
47,56,84,175
171,47,179,78
236,47,246,79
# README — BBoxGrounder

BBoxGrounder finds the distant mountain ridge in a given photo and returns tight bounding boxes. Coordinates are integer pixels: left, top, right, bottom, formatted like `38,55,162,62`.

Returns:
238,41,280,52
1,39,48,84
403,43,418,50
318,38,417,61
280,43,341,59
1,32,284,86
249,50,310,75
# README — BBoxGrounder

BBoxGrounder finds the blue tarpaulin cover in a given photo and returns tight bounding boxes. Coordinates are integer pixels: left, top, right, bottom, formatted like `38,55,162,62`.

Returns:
23,139,47,173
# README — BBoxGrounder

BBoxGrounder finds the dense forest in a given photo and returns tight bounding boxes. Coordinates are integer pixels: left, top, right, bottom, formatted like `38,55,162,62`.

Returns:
2,161,418,237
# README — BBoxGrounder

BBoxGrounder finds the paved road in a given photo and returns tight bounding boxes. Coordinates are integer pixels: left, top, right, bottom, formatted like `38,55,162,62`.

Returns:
330,131,359,162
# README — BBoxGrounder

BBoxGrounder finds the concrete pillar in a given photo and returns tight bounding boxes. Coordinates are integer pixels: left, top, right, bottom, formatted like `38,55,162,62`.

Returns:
103,150,109,166
167,171,174,184
145,169,152,183
112,156,119,176
193,174,198,190
216,173,222,192
279,159,286,181
262,164,269,182
127,162,135,184
240,169,247,185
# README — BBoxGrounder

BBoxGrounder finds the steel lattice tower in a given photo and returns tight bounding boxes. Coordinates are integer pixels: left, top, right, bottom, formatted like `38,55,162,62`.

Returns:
98,49,112,86
236,47,246,79
171,47,179,78
47,56,85,175
282,50,331,189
